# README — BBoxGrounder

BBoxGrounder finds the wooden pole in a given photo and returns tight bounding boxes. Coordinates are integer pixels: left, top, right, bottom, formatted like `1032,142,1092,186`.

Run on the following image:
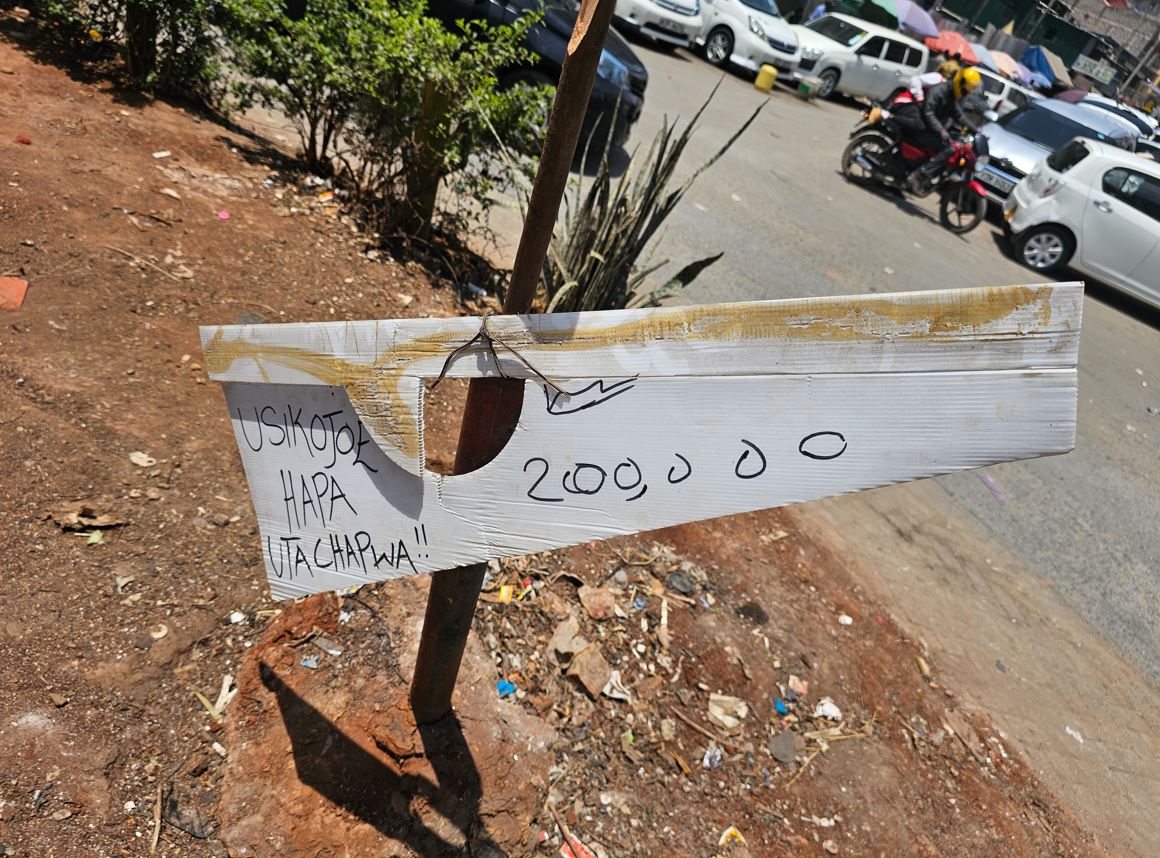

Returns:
409,0,619,724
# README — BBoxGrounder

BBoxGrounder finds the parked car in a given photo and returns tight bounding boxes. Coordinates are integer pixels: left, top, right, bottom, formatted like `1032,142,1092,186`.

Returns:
974,67,1042,117
1078,93,1158,139
427,0,649,147
973,99,1138,205
791,13,928,101
1004,138,1160,309
614,0,703,49
695,0,799,73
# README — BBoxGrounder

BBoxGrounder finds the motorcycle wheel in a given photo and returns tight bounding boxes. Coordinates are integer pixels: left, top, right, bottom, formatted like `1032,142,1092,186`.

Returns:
939,182,987,234
841,132,893,184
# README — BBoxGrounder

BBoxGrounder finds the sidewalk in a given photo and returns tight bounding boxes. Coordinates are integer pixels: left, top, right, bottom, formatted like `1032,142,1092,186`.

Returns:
798,479,1160,857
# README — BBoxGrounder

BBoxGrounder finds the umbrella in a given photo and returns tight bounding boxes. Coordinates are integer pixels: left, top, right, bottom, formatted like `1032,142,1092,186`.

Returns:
970,42,1000,73
895,0,939,38
924,31,979,65
1053,88,1089,103
991,49,1022,79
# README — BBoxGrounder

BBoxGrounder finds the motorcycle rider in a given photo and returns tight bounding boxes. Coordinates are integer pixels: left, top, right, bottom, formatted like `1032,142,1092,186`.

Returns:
908,67,982,191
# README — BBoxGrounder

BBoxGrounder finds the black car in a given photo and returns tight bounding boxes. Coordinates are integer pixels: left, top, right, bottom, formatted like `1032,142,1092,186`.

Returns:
426,0,649,147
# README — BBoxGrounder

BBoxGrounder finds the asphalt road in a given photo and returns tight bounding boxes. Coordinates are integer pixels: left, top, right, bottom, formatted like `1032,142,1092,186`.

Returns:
616,42,1160,682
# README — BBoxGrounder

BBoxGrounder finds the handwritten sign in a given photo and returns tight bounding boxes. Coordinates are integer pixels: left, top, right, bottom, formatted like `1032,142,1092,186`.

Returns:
202,284,1082,600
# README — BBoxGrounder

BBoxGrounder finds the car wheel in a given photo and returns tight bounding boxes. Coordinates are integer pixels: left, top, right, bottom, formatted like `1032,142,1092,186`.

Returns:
704,27,733,67
817,68,839,99
1014,225,1074,274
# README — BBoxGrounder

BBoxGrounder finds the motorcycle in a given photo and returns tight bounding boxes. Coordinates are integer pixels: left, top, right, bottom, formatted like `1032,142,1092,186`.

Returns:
840,105,990,235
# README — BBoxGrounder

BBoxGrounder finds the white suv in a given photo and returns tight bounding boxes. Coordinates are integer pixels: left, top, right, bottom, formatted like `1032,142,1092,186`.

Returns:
614,0,703,48
975,67,1041,117
696,0,800,73
791,13,928,101
1005,138,1160,309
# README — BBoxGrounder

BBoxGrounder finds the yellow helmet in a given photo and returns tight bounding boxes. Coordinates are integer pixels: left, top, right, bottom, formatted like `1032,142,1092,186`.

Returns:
953,67,982,99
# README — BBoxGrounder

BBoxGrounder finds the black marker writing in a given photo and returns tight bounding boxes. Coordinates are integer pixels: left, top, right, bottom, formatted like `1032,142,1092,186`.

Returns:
734,439,767,480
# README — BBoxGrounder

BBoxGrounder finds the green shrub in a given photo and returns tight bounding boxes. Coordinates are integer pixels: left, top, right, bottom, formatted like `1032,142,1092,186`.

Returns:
36,0,220,97
223,0,550,238
544,83,764,312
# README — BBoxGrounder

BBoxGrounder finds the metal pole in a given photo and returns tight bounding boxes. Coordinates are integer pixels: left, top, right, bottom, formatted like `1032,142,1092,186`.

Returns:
409,0,619,724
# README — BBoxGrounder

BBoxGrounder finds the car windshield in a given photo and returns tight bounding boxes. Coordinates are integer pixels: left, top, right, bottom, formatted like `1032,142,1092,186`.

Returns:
1081,101,1152,136
740,0,781,16
806,16,865,46
1000,105,1134,152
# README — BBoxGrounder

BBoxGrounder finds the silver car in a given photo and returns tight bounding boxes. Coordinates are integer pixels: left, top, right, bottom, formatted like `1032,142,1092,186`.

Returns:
974,100,1138,205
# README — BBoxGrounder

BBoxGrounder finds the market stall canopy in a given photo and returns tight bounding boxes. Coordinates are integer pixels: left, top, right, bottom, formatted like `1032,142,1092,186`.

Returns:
1017,62,1051,88
990,48,1022,78
924,30,979,65
971,42,1000,72
896,0,939,38
1023,44,1073,88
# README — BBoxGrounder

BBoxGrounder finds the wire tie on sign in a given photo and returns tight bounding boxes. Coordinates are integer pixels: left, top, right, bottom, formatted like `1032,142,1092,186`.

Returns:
430,315,574,396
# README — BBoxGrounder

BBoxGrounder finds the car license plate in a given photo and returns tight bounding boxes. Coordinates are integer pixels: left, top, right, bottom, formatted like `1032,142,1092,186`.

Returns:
654,19,682,33
978,171,1015,195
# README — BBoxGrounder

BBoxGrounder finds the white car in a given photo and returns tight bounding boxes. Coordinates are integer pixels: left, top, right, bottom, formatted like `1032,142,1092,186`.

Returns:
1005,138,1160,309
614,0,703,48
695,0,799,73
791,13,928,101
975,67,1042,117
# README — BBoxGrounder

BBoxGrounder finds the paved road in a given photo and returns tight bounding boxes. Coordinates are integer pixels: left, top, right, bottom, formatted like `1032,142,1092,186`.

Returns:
618,43,1160,683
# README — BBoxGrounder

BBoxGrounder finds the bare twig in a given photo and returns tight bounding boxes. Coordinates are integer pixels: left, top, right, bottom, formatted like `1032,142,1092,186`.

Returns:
150,784,162,853
548,801,573,847
784,748,820,790
670,706,729,745
103,245,182,283
220,297,280,317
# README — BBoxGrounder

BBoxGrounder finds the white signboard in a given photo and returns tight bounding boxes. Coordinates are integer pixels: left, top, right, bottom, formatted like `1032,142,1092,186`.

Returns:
202,285,1082,600
1073,55,1116,85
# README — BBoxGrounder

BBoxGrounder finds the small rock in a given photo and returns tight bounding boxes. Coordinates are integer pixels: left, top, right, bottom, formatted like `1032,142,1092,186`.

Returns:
51,808,72,821
549,615,588,661
665,570,694,596
537,589,571,619
567,644,612,699
211,513,230,527
49,693,68,708
823,839,839,854
609,568,629,589
129,451,156,468
578,585,618,620
133,635,154,650
838,613,853,626
768,731,798,763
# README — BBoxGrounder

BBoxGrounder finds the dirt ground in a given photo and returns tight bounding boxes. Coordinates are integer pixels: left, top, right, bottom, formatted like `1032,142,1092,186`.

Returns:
0,39,1109,857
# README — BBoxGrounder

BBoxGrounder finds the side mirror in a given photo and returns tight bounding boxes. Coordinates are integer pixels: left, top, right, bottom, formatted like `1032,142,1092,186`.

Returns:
983,110,999,123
